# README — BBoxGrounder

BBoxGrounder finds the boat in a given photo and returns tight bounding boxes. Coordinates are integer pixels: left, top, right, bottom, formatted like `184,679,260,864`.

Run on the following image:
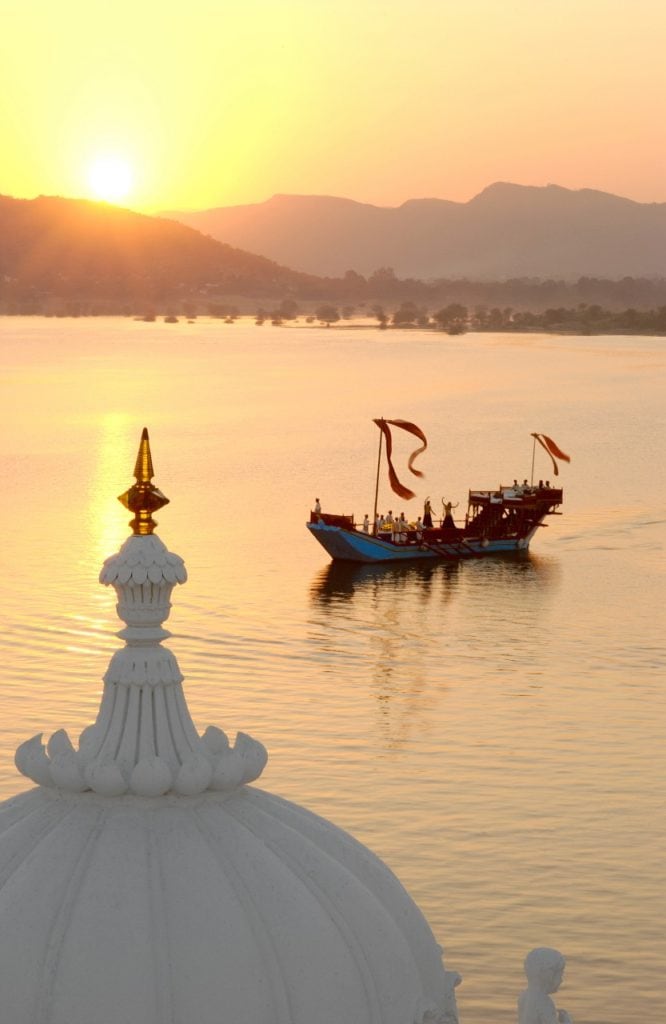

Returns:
307,421,569,564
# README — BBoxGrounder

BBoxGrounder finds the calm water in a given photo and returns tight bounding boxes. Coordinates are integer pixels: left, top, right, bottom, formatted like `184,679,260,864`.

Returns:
1,318,664,1024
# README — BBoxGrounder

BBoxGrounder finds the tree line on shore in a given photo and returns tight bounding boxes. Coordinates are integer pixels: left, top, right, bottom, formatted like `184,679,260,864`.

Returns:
270,299,666,334
6,272,666,316
6,296,665,336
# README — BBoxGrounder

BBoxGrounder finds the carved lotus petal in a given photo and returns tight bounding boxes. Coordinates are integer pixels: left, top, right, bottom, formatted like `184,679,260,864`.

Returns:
118,565,132,584
47,729,75,758
132,565,148,585
201,725,230,754
210,750,245,791
78,724,102,759
130,756,173,797
234,732,268,783
49,753,87,792
99,562,117,583
173,755,214,796
163,564,177,583
14,734,53,786
85,761,128,796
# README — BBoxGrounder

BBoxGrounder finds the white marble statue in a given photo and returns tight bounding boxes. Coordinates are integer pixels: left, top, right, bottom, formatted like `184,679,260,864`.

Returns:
518,947,573,1024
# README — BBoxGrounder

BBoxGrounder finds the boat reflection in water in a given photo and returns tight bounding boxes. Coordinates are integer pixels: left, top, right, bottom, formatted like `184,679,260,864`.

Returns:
308,554,559,751
310,551,557,608
310,558,460,605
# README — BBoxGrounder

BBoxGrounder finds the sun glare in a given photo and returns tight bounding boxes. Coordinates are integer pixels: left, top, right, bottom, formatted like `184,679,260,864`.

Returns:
87,155,133,204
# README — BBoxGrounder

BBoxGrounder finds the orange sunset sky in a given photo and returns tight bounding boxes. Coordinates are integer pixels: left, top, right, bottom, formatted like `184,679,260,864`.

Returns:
2,0,665,212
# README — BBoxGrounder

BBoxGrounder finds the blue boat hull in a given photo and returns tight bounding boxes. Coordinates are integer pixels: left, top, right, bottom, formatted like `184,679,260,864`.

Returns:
307,521,536,563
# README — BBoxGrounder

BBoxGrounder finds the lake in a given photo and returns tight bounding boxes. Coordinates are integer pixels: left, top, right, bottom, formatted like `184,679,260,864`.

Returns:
0,317,664,1023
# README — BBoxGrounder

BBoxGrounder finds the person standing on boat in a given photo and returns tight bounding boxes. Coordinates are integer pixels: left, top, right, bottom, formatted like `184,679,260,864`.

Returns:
415,515,423,541
362,514,370,534
314,498,322,516
398,512,408,542
442,500,459,528
423,497,433,529
375,513,384,534
386,510,394,527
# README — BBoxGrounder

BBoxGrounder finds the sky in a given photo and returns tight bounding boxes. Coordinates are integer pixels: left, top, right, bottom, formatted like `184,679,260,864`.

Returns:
1,0,665,212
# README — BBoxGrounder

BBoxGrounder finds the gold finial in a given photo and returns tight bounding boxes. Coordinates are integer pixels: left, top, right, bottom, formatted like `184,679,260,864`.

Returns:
118,427,169,535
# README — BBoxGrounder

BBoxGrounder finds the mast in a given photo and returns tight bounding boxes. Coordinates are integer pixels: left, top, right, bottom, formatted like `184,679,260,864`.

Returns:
530,433,537,486
372,421,384,535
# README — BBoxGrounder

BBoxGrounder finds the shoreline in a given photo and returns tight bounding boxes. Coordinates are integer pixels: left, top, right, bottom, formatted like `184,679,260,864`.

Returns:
1,313,665,338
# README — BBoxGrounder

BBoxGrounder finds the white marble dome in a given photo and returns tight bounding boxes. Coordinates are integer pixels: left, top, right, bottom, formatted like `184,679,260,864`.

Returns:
0,786,458,1024
0,431,460,1024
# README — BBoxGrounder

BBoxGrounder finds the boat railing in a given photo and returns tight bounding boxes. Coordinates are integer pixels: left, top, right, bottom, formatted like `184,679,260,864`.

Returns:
469,486,563,503
310,511,355,529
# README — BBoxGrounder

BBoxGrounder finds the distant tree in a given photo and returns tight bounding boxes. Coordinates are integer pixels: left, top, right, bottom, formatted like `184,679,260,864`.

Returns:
392,302,420,326
278,297,299,320
471,305,489,330
316,304,340,326
343,269,366,292
371,304,388,327
433,303,467,331
486,307,504,329
368,266,397,299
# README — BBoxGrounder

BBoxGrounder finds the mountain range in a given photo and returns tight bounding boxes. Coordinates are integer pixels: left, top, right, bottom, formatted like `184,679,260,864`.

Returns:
0,194,316,307
3,188,666,316
165,183,666,280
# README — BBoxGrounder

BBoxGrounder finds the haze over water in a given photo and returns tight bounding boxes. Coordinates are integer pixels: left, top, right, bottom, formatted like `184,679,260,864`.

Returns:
1,318,664,1024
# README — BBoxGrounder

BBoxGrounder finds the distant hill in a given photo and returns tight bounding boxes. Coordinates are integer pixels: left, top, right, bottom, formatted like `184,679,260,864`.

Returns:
164,183,666,279
4,191,666,318
0,194,318,309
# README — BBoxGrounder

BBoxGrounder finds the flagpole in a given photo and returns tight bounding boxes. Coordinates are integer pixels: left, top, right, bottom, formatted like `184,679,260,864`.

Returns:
372,421,383,535
530,434,537,486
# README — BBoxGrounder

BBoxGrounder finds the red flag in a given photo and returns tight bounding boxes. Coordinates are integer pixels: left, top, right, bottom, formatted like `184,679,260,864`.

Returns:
373,418,428,499
531,433,571,477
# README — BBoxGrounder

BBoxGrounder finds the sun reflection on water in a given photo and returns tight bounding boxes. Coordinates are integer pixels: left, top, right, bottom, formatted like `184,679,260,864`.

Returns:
85,412,136,571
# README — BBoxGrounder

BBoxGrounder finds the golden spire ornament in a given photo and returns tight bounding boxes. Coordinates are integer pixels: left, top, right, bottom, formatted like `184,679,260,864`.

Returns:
118,427,169,534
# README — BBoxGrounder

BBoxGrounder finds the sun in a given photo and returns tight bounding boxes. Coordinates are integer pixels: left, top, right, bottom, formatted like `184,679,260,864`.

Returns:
87,155,134,204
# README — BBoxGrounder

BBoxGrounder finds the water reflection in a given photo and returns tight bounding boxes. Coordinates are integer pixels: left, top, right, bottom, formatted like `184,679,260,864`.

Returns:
310,552,557,609
308,554,560,742
85,413,134,573
310,558,460,604
462,552,559,590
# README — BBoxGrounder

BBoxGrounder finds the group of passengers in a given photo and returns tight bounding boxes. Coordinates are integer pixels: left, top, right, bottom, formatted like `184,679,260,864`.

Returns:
506,479,552,496
314,497,460,543
373,510,417,542
371,497,460,543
